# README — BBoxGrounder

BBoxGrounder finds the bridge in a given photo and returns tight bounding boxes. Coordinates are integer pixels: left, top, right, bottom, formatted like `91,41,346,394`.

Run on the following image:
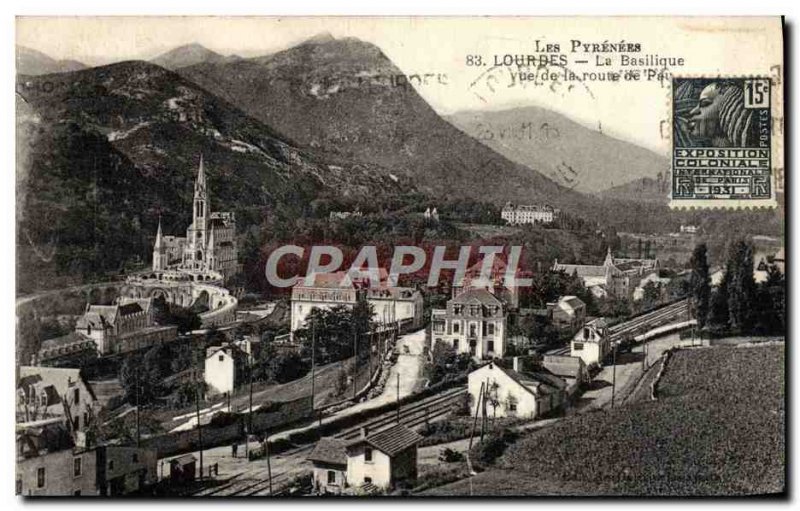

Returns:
123,269,237,328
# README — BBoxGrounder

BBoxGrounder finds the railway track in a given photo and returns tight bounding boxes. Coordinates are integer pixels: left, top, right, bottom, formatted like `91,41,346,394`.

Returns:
188,385,467,497
609,299,689,342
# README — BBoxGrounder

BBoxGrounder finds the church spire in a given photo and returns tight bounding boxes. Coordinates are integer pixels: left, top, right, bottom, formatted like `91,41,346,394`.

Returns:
195,154,207,199
154,217,163,250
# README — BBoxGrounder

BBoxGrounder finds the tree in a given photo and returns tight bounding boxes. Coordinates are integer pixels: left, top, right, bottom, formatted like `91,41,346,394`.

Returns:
725,240,757,333
267,352,309,384
689,243,711,327
755,265,785,334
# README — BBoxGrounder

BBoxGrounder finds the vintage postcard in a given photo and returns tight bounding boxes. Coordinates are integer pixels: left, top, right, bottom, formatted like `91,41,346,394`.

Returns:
15,17,785,498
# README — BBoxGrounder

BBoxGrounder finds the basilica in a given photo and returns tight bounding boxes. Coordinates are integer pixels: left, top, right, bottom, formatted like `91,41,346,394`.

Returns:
152,156,238,281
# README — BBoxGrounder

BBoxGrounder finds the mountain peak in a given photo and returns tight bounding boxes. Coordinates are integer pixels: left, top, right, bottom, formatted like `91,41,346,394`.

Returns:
16,45,87,76
152,43,226,70
301,32,336,45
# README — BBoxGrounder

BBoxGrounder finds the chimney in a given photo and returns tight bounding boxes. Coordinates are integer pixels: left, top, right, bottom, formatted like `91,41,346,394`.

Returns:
360,426,369,439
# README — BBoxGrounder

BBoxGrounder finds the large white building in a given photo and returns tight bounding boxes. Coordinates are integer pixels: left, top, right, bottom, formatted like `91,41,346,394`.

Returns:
501,203,559,225
290,270,423,333
152,156,238,281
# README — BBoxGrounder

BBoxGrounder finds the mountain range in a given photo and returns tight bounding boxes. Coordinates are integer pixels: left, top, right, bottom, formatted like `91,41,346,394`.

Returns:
446,107,670,195
18,37,779,293
16,45,87,75
174,36,590,210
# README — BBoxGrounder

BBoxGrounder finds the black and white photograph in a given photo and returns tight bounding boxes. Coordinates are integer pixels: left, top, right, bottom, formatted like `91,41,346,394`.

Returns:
12,14,786,499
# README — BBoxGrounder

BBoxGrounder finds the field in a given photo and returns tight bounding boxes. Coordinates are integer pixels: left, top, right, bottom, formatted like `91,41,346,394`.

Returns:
427,344,785,496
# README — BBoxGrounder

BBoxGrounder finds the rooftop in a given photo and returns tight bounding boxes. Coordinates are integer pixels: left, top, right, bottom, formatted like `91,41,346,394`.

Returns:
308,437,347,466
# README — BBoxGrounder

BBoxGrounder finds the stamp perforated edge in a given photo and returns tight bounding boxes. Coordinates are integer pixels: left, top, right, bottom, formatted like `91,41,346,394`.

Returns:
666,69,783,211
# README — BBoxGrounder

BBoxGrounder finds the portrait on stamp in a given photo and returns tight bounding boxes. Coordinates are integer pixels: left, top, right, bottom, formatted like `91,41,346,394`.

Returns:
672,77,772,201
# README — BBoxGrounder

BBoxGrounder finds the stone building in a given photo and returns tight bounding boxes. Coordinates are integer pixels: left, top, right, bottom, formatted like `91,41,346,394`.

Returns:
552,248,659,299
74,298,177,356
431,289,507,360
152,155,238,281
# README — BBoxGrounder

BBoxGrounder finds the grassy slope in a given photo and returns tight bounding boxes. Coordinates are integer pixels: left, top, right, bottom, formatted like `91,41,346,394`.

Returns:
427,344,785,496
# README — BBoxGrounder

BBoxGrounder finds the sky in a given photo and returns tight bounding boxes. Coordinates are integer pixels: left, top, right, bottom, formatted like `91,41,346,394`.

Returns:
16,16,783,154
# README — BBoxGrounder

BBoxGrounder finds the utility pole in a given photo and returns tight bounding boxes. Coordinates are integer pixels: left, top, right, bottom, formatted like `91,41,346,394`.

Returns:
265,433,273,495
480,380,487,443
396,372,401,424
611,343,617,408
311,320,316,414
246,355,253,460
135,367,141,447
468,382,485,449
195,357,204,481
353,330,358,401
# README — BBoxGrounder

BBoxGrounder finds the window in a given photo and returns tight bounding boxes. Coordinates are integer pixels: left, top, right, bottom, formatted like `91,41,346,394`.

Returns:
453,322,460,334
487,340,495,353
74,457,82,477
73,388,80,404
132,453,139,463
453,339,459,350
364,447,373,462
573,342,584,351
583,327,590,339
219,355,225,362
108,460,114,471
508,402,517,412
327,470,336,484
15,479,21,495
74,490,81,496
364,477,372,484
74,415,80,430
37,467,45,488
487,323,495,335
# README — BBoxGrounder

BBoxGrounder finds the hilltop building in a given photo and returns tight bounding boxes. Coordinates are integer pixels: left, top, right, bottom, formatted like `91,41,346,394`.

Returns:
552,248,659,298
152,156,238,281
423,207,439,222
501,203,559,225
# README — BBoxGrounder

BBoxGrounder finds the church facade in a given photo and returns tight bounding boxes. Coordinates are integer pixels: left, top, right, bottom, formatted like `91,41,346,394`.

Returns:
152,156,238,281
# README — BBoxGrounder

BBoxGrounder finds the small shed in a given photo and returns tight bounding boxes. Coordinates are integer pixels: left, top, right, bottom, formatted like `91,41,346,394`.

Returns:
169,454,197,485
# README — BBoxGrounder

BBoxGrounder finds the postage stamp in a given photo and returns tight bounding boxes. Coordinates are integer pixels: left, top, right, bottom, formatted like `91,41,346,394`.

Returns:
670,77,777,208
